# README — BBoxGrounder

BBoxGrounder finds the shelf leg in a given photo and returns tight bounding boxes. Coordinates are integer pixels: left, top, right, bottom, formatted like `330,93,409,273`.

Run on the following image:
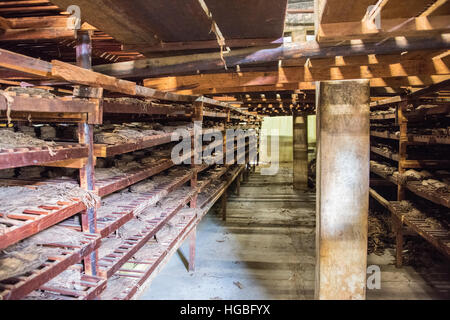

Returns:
394,216,404,268
188,227,196,272
221,192,227,221
76,30,99,277
293,115,308,190
236,173,241,196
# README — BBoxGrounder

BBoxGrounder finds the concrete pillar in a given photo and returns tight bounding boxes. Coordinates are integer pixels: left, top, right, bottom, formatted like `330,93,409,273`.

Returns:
315,80,370,300
293,115,308,190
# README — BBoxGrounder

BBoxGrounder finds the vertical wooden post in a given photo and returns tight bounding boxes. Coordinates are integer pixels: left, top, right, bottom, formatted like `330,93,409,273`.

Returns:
395,100,408,268
236,172,241,195
188,227,196,272
293,115,308,190
190,101,203,208
221,192,227,221
315,80,370,300
76,30,98,276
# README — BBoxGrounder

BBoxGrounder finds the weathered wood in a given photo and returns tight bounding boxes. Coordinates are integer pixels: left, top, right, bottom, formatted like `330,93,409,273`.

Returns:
93,35,450,78
144,58,450,91
75,30,98,278
0,48,52,77
127,38,283,53
52,60,136,95
315,80,370,300
221,192,227,221
318,15,450,42
175,75,450,95
293,116,308,190
0,27,76,41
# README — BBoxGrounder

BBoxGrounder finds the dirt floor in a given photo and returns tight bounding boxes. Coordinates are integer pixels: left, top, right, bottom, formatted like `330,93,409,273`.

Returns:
137,163,449,300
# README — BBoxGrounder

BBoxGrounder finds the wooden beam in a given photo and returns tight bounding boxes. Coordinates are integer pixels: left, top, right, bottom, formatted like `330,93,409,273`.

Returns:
420,0,449,17
125,38,283,53
144,58,450,91
174,75,450,95
52,59,137,95
0,16,11,30
318,15,450,42
177,83,317,95
282,50,448,68
0,5,59,13
93,35,450,78
0,48,52,77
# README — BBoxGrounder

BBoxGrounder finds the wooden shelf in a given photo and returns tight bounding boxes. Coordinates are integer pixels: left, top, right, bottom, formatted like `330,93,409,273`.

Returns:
406,105,450,119
388,202,450,258
0,198,86,250
370,113,396,121
370,146,399,161
370,162,450,208
370,130,399,140
99,208,197,300
203,110,228,118
0,232,100,300
0,144,88,170
0,94,100,124
26,273,107,300
407,134,450,145
59,170,194,239
94,131,188,158
95,159,175,197
100,164,248,300
97,190,196,279
197,167,229,193
103,100,188,116
406,181,450,209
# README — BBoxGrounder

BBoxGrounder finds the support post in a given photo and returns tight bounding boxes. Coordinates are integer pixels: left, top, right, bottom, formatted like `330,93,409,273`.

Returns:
236,172,241,196
315,80,370,300
76,30,98,276
221,192,227,221
188,227,196,272
395,100,408,268
190,101,203,208
293,115,308,190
